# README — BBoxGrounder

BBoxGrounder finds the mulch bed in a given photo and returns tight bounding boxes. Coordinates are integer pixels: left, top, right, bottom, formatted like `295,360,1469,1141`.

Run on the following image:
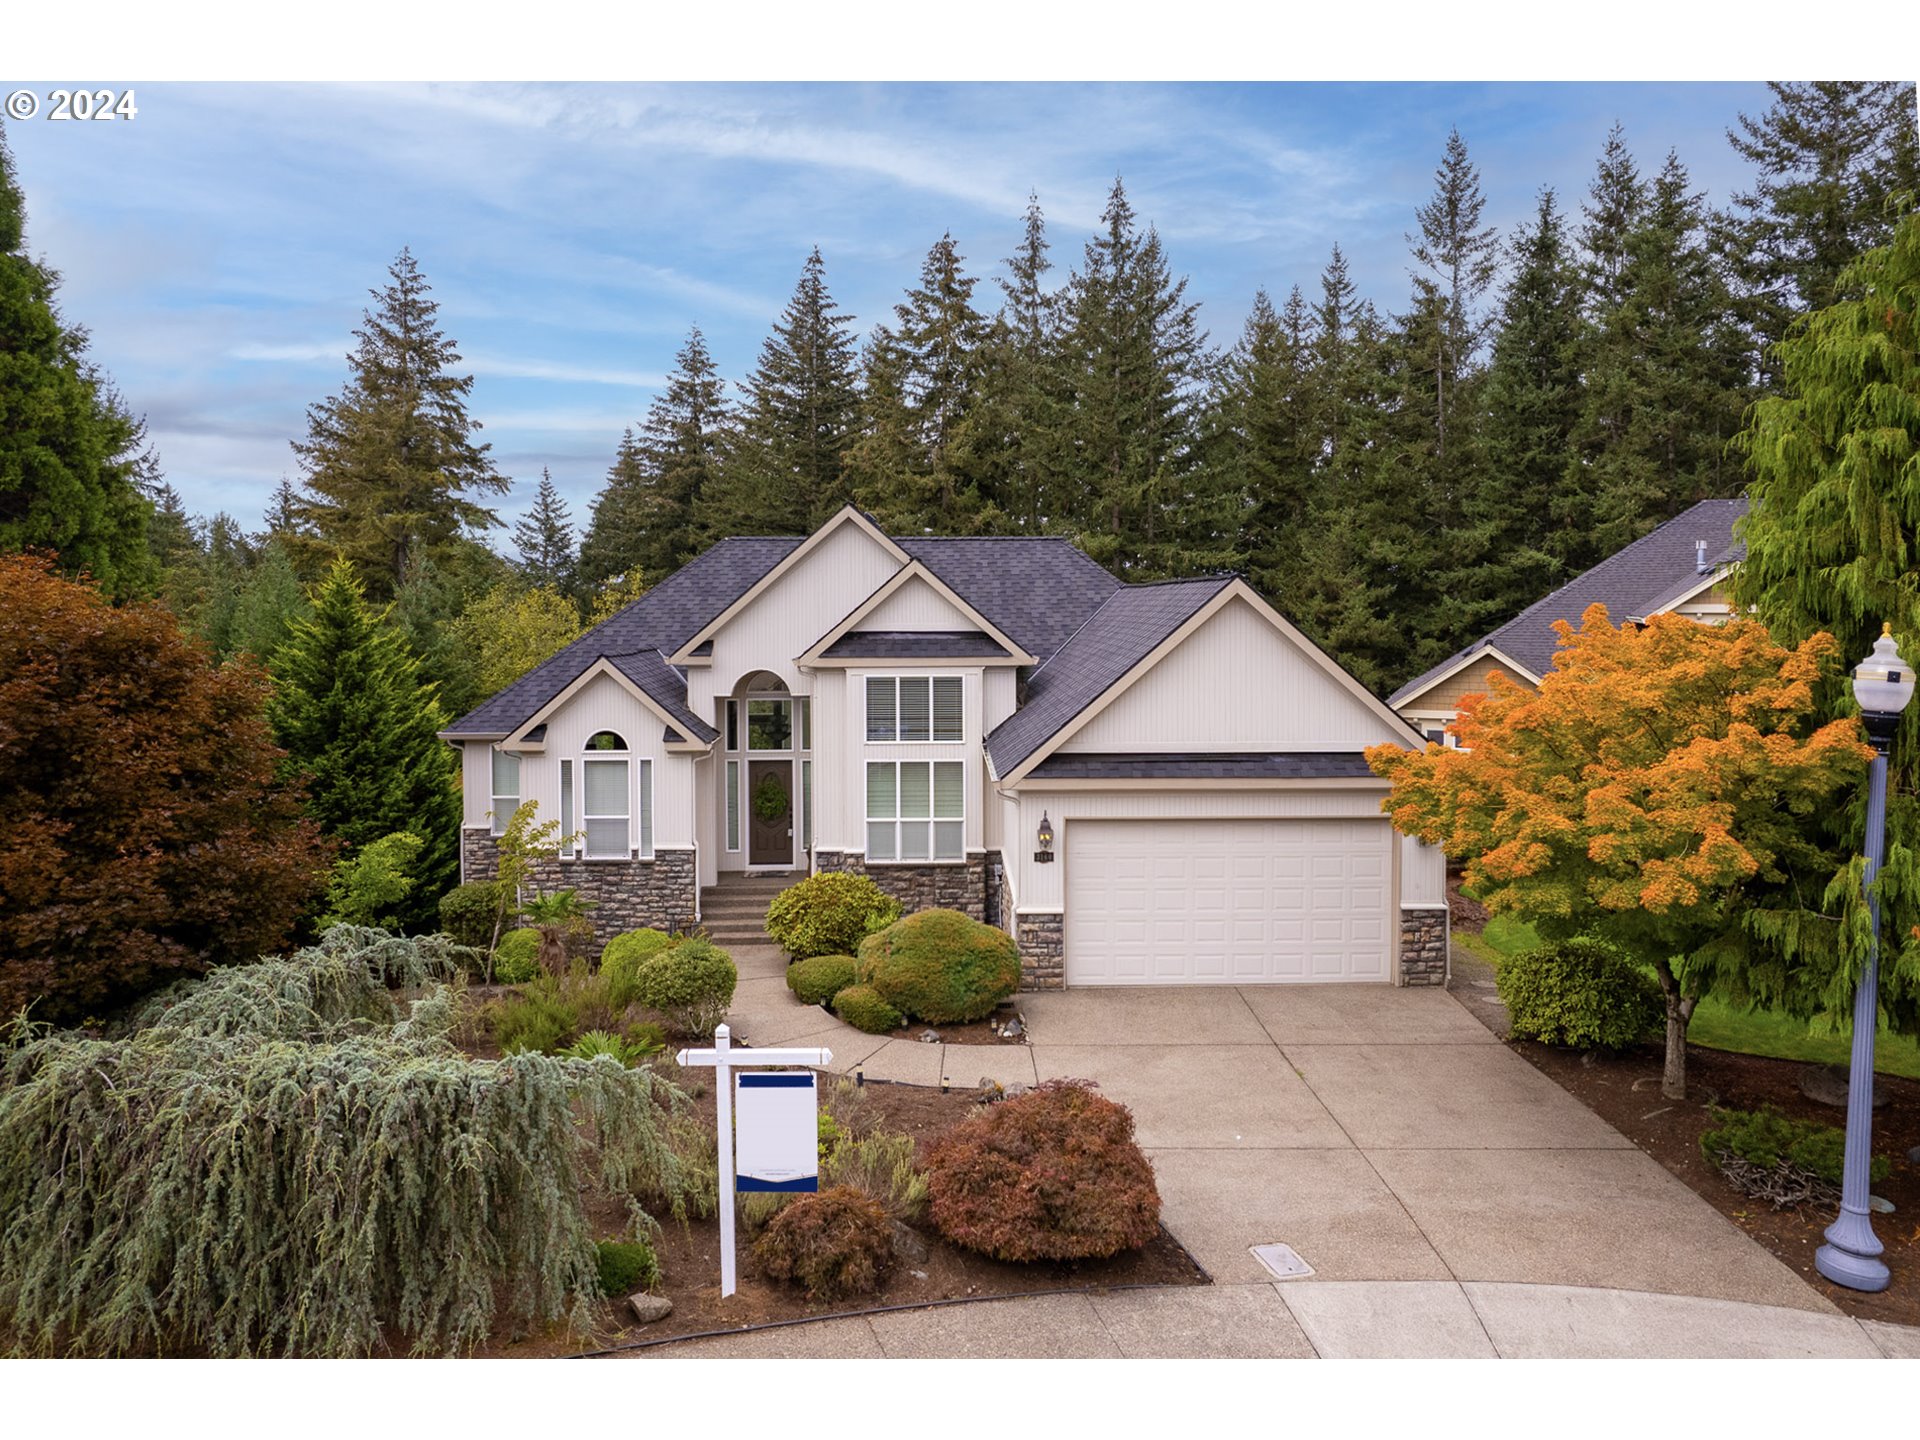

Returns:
1449,936,1920,1327
476,1070,1206,1356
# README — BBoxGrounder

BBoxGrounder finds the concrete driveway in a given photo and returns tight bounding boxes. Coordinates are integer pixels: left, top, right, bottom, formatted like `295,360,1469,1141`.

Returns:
705,955,1916,1358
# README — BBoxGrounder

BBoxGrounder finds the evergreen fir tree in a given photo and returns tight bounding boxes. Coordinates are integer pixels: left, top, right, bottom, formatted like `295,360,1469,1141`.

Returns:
1406,127,1501,462
1471,188,1584,622
638,326,732,565
1726,80,1920,379
852,234,991,531
511,468,576,594
228,537,310,666
956,193,1070,532
1571,151,1751,561
267,556,461,930
1060,178,1224,576
710,248,861,534
1580,123,1645,312
0,123,155,598
262,477,305,543
578,427,648,593
290,248,506,599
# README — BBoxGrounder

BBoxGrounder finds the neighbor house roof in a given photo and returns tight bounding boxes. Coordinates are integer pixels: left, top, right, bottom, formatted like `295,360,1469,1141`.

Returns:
1024,752,1379,781
985,577,1236,776
1389,497,1749,708
820,630,1013,659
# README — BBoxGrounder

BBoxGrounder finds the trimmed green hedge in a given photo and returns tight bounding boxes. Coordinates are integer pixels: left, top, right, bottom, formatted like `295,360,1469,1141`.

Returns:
832,984,903,1035
857,908,1019,1024
788,954,858,1007
601,928,675,1008
632,937,737,1038
766,872,902,958
1496,935,1662,1050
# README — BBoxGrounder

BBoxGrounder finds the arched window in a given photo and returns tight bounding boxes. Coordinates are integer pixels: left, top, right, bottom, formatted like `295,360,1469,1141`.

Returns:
586,730,628,751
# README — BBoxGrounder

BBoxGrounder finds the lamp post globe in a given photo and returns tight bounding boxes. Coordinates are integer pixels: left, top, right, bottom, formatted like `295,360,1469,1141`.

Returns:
1815,626,1913,1293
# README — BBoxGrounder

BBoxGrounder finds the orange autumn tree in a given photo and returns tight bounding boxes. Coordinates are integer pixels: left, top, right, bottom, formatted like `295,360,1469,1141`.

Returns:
1367,605,1871,1098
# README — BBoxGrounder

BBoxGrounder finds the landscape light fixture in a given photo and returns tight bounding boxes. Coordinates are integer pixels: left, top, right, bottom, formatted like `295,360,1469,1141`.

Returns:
1815,625,1913,1293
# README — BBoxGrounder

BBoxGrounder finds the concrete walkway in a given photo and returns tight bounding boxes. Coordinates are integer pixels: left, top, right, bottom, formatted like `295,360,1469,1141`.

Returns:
698,946,1920,1359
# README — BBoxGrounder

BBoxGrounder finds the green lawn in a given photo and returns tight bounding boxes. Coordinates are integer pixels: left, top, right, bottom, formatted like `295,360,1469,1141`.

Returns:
1457,913,1920,1081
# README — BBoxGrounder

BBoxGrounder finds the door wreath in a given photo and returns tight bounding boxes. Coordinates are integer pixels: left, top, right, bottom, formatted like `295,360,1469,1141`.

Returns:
752,773,788,823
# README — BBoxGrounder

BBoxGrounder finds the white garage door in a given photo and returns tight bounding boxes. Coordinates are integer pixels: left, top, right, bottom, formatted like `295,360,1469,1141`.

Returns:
1064,818,1392,985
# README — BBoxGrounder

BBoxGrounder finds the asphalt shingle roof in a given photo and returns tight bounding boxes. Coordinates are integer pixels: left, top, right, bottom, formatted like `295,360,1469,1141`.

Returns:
444,536,800,736
1026,751,1377,781
820,630,1013,659
1389,498,1749,706
985,577,1235,776
897,537,1123,661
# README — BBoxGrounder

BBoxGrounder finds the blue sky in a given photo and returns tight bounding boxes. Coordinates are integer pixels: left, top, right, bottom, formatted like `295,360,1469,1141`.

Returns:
4,81,1777,538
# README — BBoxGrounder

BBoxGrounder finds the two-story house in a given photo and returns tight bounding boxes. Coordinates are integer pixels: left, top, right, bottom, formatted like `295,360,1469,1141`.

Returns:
442,506,1448,990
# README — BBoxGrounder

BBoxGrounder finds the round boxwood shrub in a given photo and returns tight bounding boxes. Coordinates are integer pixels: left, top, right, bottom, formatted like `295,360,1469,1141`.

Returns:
765,872,902,958
787,954,858,1007
1496,935,1663,1050
632,936,737,1038
751,1184,893,1300
437,880,501,952
492,927,542,984
594,1238,660,1297
856,908,1020,1024
926,1079,1161,1263
832,983,903,1035
600,928,675,1008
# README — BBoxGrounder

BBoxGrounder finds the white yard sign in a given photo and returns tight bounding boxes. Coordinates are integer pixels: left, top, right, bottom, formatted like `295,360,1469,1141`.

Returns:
675,1024,832,1297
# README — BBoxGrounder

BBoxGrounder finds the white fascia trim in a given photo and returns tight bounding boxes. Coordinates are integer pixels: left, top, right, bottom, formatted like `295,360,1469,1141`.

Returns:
504,656,713,755
667,506,911,665
1627,565,1738,623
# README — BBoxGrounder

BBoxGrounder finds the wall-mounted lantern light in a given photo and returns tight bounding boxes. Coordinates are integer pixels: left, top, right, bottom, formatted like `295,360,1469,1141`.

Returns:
1035,811,1055,863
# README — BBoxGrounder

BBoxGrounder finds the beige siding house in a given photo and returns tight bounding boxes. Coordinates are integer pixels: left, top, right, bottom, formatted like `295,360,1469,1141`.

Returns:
443,506,1449,989
1391,497,1749,740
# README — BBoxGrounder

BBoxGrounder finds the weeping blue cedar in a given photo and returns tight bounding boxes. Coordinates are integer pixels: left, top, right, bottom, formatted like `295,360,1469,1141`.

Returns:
0,929,697,1356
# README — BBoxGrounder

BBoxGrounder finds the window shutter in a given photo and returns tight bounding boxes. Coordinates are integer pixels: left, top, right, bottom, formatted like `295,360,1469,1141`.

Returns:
725,760,741,852
638,759,654,857
899,677,931,741
932,676,964,741
865,677,895,741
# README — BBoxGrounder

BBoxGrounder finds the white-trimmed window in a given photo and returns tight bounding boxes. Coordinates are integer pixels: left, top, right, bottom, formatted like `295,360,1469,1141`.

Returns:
801,759,813,850
559,758,575,854
583,731,630,859
747,698,793,750
866,760,964,862
865,675,963,742
490,746,521,836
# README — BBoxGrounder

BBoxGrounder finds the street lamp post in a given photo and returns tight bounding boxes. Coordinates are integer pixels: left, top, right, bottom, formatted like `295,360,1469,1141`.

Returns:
1815,625,1915,1293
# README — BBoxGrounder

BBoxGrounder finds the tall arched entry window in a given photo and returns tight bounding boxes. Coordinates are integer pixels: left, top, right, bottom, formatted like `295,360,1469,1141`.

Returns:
722,673,809,870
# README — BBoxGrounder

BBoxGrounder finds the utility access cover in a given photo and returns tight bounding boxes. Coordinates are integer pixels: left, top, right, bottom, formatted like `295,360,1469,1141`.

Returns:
1250,1243,1314,1280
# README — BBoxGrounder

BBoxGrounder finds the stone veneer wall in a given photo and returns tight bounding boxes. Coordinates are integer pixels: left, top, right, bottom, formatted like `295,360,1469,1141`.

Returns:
1399,906,1448,986
812,849,991,922
460,827,699,944
1014,912,1064,991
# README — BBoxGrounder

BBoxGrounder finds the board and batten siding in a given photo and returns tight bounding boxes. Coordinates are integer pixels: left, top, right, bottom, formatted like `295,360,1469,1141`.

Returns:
1056,597,1410,755
860,575,977,632
686,521,905,711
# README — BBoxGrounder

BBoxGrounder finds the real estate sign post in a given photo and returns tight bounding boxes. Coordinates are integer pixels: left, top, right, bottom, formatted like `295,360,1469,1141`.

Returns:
676,1024,832,1297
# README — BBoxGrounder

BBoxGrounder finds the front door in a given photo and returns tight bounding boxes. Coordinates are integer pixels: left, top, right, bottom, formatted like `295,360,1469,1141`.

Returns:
747,760,792,869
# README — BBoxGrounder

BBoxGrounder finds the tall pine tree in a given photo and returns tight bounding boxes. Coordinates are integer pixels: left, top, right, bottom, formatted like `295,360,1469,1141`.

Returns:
1471,188,1584,624
579,428,649,593
851,233,991,531
512,468,576,594
291,248,506,599
639,326,733,564
267,556,461,930
710,248,861,534
1060,179,1224,576
1726,80,1920,380
0,122,155,598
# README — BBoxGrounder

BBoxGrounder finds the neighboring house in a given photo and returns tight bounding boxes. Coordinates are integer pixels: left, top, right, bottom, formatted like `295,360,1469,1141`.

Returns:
442,506,1448,990
1389,498,1749,742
